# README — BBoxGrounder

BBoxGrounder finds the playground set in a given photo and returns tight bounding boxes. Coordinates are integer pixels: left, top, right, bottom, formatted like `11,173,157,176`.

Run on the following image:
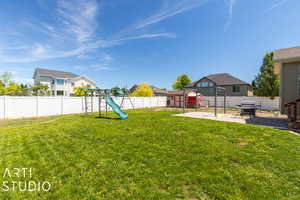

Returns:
83,88,134,120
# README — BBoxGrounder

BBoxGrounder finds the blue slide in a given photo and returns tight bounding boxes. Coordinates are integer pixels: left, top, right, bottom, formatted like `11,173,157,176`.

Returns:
105,97,128,120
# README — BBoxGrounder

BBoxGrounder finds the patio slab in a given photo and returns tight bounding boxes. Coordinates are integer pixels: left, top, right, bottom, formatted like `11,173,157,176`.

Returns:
176,112,247,124
176,112,290,131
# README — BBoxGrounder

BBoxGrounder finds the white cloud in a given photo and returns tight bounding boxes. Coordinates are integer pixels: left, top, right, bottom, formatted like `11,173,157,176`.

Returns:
116,0,207,39
0,0,203,63
224,0,236,31
265,0,290,12
57,0,98,43
117,33,177,42
0,0,101,63
92,65,113,71
73,64,113,71
101,53,113,62
131,0,206,30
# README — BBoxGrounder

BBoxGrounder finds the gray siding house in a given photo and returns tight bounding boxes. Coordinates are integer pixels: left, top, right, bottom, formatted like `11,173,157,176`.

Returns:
274,46,300,114
185,73,253,96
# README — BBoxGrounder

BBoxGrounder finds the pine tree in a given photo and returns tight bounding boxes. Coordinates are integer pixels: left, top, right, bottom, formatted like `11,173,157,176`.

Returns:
252,52,279,98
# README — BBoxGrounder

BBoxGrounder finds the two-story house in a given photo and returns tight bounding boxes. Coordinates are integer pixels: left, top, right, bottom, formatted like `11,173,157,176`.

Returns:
33,68,96,96
274,46,300,114
185,73,253,96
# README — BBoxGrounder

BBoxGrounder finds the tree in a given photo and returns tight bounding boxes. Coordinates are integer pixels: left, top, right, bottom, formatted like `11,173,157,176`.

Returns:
252,52,279,98
0,80,5,95
130,83,153,97
6,82,22,96
73,85,91,96
31,83,50,96
111,86,126,96
20,84,31,96
172,74,192,90
0,72,13,86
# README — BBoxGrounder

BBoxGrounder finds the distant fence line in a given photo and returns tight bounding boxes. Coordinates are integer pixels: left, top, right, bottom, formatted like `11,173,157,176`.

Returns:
0,96,167,119
201,96,279,110
0,96,279,120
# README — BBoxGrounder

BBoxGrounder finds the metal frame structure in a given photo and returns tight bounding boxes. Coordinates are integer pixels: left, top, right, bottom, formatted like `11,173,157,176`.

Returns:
182,86,227,117
214,86,227,117
84,88,134,118
119,89,135,110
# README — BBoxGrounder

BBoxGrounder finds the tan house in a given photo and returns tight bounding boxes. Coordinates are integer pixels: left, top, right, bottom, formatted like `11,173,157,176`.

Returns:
274,46,300,114
185,73,253,96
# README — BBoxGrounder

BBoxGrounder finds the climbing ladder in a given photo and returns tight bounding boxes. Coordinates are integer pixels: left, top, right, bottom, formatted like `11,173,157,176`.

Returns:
84,95,94,114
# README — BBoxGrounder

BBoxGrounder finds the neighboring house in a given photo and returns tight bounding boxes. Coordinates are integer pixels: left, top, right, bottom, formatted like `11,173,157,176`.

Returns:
274,46,300,114
185,73,253,96
33,68,96,96
130,84,168,96
151,86,168,96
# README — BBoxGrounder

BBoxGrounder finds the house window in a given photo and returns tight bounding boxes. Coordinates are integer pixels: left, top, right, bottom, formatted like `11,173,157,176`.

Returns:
71,82,75,87
232,85,240,93
197,81,214,88
56,79,65,85
56,90,64,96
52,80,55,84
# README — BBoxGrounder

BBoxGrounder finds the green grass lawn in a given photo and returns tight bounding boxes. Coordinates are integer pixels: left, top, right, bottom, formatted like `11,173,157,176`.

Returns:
0,110,299,199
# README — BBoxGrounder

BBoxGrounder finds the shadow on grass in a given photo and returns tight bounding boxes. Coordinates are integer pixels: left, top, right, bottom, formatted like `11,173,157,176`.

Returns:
79,114,120,120
245,117,288,130
95,116,121,120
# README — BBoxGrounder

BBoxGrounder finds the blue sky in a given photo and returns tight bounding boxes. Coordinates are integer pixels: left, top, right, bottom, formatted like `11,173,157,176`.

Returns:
0,0,299,89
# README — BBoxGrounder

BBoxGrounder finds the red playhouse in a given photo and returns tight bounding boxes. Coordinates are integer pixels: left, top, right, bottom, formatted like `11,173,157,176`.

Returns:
167,90,202,108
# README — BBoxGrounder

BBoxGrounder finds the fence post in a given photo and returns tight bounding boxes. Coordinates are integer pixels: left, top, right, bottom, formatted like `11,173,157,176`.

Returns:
61,96,64,115
3,96,7,119
36,96,39,117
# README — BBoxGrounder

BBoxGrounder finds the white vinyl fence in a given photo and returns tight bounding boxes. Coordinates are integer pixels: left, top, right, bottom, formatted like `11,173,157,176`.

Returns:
201,96,279,110
0,96,167,119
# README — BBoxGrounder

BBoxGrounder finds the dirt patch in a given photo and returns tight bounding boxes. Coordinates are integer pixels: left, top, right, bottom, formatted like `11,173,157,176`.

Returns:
238,142,248,146
182,185,199,200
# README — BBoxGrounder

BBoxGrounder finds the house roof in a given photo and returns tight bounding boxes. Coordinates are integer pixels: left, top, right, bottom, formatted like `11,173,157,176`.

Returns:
186,73,250,88
273,46,300,62
34,68,79,79
150,85,168,94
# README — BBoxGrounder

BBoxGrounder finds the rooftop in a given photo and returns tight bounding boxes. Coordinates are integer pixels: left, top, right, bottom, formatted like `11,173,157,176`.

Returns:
186,73,250,88
274,46,300,62
34,68,79,79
